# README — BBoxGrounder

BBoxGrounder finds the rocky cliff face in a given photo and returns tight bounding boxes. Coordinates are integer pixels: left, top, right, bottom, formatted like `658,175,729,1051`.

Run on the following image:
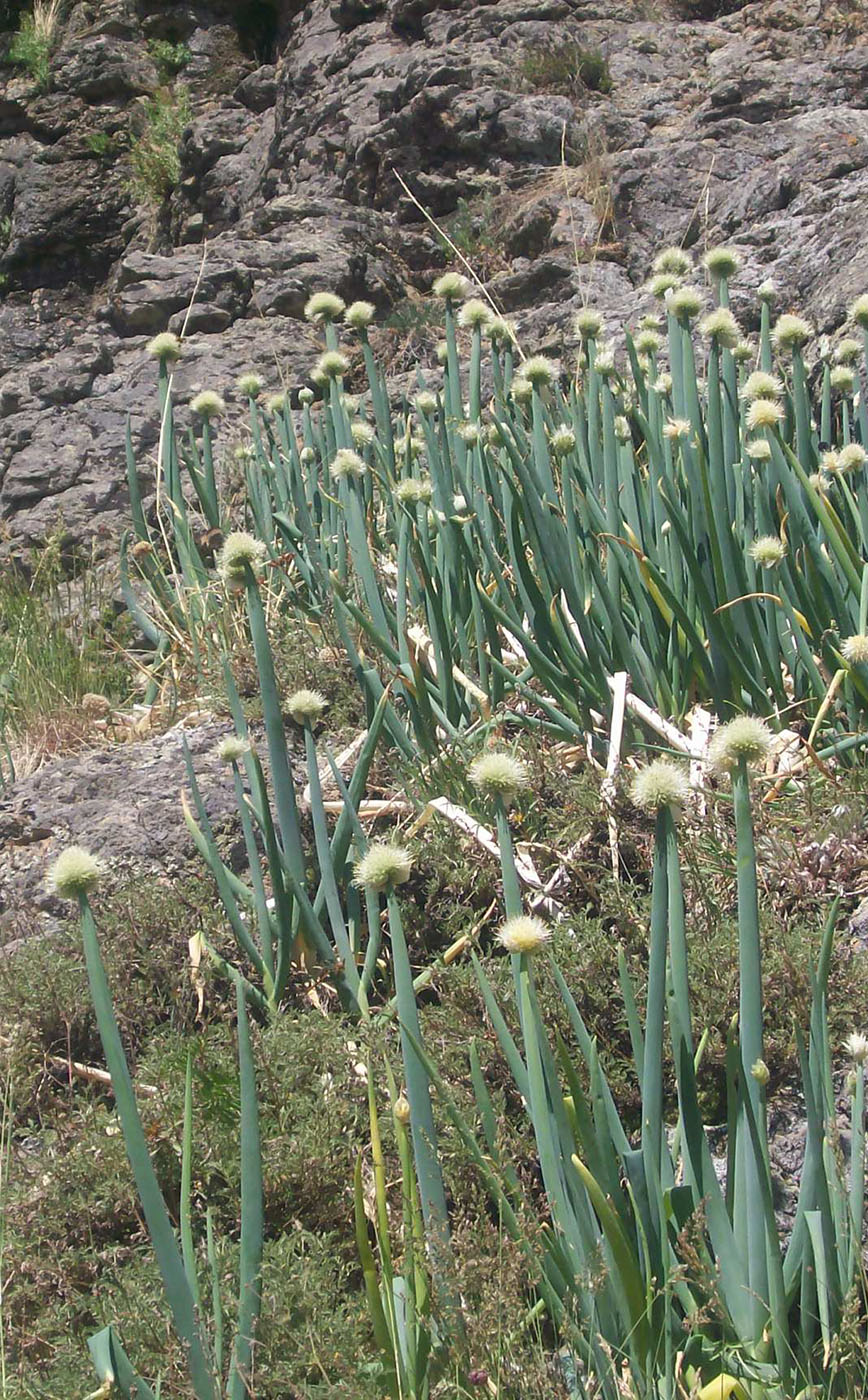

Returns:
0,0,865,562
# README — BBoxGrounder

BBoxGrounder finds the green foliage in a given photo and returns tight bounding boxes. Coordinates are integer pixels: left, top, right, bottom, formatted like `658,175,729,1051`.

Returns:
86,129,116,157
148,37,191,83
6,0,60,89
521,39,613,97
128,86,191,206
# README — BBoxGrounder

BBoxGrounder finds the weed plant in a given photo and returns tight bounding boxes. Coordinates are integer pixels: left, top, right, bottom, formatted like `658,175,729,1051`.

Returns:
128,86,191,205
6,0,60,89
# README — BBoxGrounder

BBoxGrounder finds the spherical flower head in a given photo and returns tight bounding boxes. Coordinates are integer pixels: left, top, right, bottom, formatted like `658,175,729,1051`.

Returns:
497,914,552,956
511,376,533,404
846,1031,868,1065
574,307,604,339
488,315,516,346
458,298,493,331
329,447,366,482
834,337,862,365
772,313,813,352
299,446,316,467
218,531,267,586
631,759,690,815
468,750,530,804
746,438,772,463
344,299,375,330
808,471,829,493
707,716,773,774
295,386,313,408
838,443,867,474
48,845,103,900
742,370,783,402
663,417,692,441
190,389,225,419
435,339,449,365
653,372,673,396
829,366,855,394
393,1095,411,1125
457,422,481,447
550,425,576,456
286,687,327,725
667,286,703,321
702,245,741,281
433,271,469,301
351,420,376,448
746,397,784,432
237,372,262,398
317,349,351,381
751,1058,770,1087
267,391,288,414
635,328,662,356
841,633,868,666
217,735,251,764
733,340,755,365
757,278,776,303
653,246,692,278
749,535,787,569
649,271,680,299
305,291,346,324
395,475,433,505
848,293,868,329
700,307,740,348
414,391,438,417
146,331,182,363
521,355,557,389
354,841,413,892
593,347,617,378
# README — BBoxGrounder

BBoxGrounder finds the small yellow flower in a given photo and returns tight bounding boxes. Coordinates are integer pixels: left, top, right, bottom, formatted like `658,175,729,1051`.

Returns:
497,914,551,955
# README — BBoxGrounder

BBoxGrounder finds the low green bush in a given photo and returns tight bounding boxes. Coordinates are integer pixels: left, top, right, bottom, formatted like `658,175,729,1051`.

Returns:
128,87,191,206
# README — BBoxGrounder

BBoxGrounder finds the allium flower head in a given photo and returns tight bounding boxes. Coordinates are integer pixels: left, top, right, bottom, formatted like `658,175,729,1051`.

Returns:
702,245,741,280
838,443,867,473
393,1095,411,1124
746,438,772,462
834,337,862,365
746,398,784,431
488,315,516,345
653,246,692,278
550,425,576,456
146,331,182,362
663,417,692,441
237,372,262,397
742,370,782,402
751,1059,770,1086
267,391,288,414
218,532,267,586
848,293,868,329
667,286,703,320
458,422,480,447
299,446,315,466
820,449,840,474
351,420,376,448
395,475,433,505
733,340,755,364
297,386,314,407
649,272,680,299
846,1031,868,1065
217,735,251,764
469,750,530,803
414,391,437,416
329,448,366,482
458,298,493,330
316,349,350,380
511,376,533,404
772,313,813,352
521,355,557,388
286,688,327,725
593,347,617,377
48,846,103,900
808,471,829,493
354,842,413,891
830,366,855,394
497,914,552,956
305,291,346,324
433,271,469,301
707,716,773,774
635,328,662,356
574,307,604,339
614,415,631,442
700,307,740,348
841,634,868,666
757,279,776,303
653,373,673,395
631,760,690,815
190,389,225,419
749,535,786,569
344,299,376,329
435,340,449,365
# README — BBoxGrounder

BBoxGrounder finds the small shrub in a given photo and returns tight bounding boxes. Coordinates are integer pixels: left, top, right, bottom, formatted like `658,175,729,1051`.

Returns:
7,0,61,90
128,87,191,206
85,130,115,157
521,39,613,97
147,37,191,83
